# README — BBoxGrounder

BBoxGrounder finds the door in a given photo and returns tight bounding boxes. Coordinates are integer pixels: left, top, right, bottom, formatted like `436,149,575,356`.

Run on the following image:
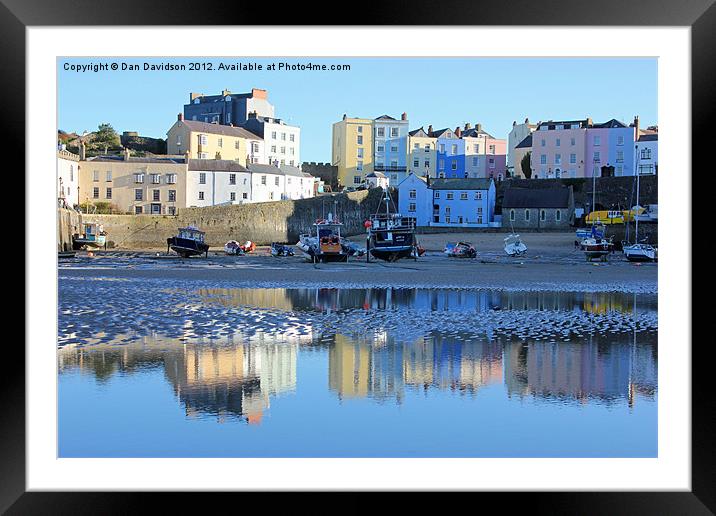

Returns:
150,203,161,214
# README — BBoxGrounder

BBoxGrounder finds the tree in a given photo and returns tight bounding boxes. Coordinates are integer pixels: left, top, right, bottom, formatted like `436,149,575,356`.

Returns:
520,152,532,179
92,123,121,154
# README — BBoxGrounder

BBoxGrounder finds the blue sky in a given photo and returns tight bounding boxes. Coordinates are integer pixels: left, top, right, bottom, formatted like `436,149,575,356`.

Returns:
58,57,657,163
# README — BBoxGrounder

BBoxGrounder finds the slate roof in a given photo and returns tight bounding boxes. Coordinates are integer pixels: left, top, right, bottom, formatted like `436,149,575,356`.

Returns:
248,163,305,177
536,119,589,129
502,187,572,208
430,178,493,190
86,155,186,164
462,127,495,138
638,133,658,142
188,159,249,172
375,115,397,120
515,134,533,149
366,171,387,178
430,128,456,139
179,120,263,140
591,118,628,129
409,127,430,137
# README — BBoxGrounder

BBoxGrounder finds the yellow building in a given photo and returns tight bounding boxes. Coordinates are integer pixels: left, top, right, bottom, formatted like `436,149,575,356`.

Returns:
407,127,437,178
167,114,265,163
328,335,370,399
78,149,188,215
332,115,373,188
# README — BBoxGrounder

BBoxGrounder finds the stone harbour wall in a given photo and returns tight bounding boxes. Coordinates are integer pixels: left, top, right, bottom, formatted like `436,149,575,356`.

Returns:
58,208,82,251
83,189,383,249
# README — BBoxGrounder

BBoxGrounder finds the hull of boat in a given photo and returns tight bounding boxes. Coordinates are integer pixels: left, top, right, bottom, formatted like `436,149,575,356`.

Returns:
72,236,106,250
623,247,656,262
369,246,415,262
168,237,209,258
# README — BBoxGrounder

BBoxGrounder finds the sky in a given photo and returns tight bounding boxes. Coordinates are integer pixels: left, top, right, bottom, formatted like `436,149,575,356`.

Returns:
58,57,657,163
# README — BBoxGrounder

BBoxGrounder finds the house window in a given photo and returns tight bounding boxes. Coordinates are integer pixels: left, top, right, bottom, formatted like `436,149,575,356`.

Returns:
641,148,652,160
391,144,398,152
153,190,160,201
413,160,419,168
409,203,416,212
151,174,161,184
391,128,399,137
556,209,561,221
290,134,295,142
489,158,495,168
451,162,457,171
571,137,576,146
166,174,177,184
135,206,143,214
475,191,482,200
275,176,280,186
472,157,478,166
92,187,99,198
218,138,223,148
439,144,445,153
594,135,601,146
570,153,576,164
424,144,430,152
376,127,385,137
541,139,545,147
198,191,204,200
168,206,176,215
556,138,560,147
271,131,277,139
510,209,515,221
106,171,112,182
269,192,274,200
460,192,468,200
105,188,112,199
409,189,416,199
199,134,208,145
489,145,495,154
424,160,430,168
135,189,143,200
435,192,440,198
230,192,236,201
271,145,277,153
540,154,547,165
446,192,454,200
451,144,457,155
357,126,363,133
357,148,364,159
242,192,248,199
354,176,361,184
540,209,546,221
525,209,530,221
168,190,176,202
281,147,286,154
357,135,363,145
617,135,624,145
616,151,624,163
93,170,99,182
199,173,206,184
281,133,286,141
235,140,240,149
252,142,259,153
356,161,363,171
593,151,600,162
229,174,236,185
555,154,561,165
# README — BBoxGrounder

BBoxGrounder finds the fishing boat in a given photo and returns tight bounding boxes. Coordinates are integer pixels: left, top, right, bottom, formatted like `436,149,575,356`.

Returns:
445,241,477,258
622,167,656,262
297,214,349,262
576,221,606,240
579,222,614,261
72,221,107,250
366,188,418,262
504,234,527,257
167,226,209,258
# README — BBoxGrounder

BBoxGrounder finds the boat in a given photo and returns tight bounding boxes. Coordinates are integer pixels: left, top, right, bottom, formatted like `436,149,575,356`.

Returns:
622,169,656,262
504,234,527,257
270,242,294,257
634,204,658,223
224,240,244,255
167,226,209,258
366,188,418,262
297,214,349,262
579,222,614,261
445,241,477,258
72,221,107,250
576,221,606,240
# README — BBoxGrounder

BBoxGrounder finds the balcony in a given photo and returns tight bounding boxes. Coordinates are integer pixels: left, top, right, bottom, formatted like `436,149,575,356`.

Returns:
374,165,407,173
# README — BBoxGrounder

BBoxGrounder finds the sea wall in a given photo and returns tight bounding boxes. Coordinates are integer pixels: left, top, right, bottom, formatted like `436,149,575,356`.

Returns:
88,189,383,249
58,208,82,251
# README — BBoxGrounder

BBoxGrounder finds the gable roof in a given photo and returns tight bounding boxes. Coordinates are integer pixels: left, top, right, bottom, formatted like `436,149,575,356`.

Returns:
178,120,263,140
188,159,249,172
515,134,533,149
248,163,305,177
638,133,658,142
591,118,628,129
375,114,396,120
431,178,493,190
502,187,572,208
462,127,494,139
409,127,430,138
430,128,456,139
536,119,589,130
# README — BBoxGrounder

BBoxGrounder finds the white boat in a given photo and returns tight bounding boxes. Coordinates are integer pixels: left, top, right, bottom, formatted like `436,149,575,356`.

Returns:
72,221,107,250
504,234,527,257
622,169,656,262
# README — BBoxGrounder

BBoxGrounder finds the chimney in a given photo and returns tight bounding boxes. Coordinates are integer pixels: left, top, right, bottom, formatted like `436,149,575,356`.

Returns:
79,140,86,161
222,89,231,97
525,117,530,124
464,123,471,130
454,126,461,138
190,92,203,102
427,124,433,134
586,117,593,127
342,113,347,121
513,120,517,127
123,147,130,161
633,115,640,135
401,112,407,121
177,113,183,121
251,88,268,99
476,123,482,132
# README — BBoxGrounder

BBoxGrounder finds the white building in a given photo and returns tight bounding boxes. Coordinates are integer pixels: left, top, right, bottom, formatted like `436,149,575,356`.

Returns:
635,133,658,175
248,163,316,202
462,124,492,178
366,171,388,190
507,119,537,176
186,159,252,207
241,113,301,167
373,114,409,185
397,173,431,226
57,147,80,208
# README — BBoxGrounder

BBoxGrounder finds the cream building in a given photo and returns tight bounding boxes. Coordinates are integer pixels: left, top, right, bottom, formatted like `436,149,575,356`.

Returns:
332,115,374,188
407,127,437,178
167,114,265,164
57,147,80,208
79,149,188,215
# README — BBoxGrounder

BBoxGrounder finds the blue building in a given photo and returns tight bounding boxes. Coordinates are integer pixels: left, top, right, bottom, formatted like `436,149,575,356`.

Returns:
397,173,431,226
432,128,465,178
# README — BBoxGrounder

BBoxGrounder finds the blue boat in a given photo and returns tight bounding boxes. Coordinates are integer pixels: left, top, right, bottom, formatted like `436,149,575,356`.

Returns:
167,226,209,258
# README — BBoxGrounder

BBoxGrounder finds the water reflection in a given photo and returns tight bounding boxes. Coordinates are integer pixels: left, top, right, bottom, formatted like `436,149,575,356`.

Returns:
198,287,656,315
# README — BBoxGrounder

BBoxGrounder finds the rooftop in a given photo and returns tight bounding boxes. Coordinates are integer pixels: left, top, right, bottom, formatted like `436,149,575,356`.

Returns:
188,159,249,172
431,178,493,190
248,163,306,177
515,134,533,149
177,120,263,140
502,187,572,208
85,155,186,164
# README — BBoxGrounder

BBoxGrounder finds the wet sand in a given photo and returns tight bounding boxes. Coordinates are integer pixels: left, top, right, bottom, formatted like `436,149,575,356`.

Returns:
60,232,657,293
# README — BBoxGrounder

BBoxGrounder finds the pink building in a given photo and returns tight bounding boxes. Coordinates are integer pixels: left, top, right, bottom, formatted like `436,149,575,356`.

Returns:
532,119,589,179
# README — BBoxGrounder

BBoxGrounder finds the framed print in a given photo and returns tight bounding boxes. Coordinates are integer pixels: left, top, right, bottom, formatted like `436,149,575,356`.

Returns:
6,0,712,512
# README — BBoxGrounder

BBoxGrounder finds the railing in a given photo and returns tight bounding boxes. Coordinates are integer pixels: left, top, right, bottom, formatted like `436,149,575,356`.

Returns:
374,165,407,172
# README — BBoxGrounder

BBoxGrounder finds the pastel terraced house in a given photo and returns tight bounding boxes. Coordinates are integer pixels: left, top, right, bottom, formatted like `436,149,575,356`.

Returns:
407,127,437,178
332,115,374,188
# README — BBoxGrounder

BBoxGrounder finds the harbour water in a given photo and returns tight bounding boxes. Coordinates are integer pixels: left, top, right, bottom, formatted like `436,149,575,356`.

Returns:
58,286,657,457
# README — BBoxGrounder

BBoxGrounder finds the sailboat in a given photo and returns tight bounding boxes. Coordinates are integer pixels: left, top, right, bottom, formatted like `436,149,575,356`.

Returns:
366,188,418,262
622,169,656,262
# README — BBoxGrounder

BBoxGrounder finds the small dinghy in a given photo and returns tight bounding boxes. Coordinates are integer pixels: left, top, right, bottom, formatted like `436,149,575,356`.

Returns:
504,234,527,257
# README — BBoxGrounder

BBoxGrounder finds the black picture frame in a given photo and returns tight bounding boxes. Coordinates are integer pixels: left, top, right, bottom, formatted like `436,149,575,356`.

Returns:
6,0,710,512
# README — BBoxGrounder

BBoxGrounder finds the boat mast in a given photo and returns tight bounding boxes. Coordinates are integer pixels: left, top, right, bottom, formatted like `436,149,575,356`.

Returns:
634,166,640,243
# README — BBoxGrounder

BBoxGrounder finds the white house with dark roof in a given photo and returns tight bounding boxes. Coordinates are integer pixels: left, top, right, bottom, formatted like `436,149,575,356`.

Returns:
373,113,409,185
186,159,252,207
248,163,316,202
635,133,658,175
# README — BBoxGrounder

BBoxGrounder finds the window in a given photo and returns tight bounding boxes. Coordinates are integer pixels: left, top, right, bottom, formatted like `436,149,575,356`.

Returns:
271,131,277,139
230,192,236,201
281,133,286,141
540,209,546,221
198,191,204,200
271,145,277,153
460,192,468,200
151,174,161,184
106,187,112,199
593,151,600,162
641,148,652,160
571,137,576,146
229,174,236,185
390,128,398,137
446,192,454,200
252,142,259,153
424,160,430,168
616,151,624,163
451,162,457,171
556,209,561,221
280,147,286,154
472,157,478,166
376,127,385,137
198,153,208,159
357,126,362,133
199,173,206,184
409,203,416,212
525,209,530,221
541,154,547,165
439,144,445,153
269,192,274,200
218,138,223,148
234,140,240,150
510,209,515,221
153,189,160,201
594,135,601,146
356,161,363,171
391,160,398,169
135,189,143,201
451,144,457,155
489,145,495,154
413,160,419,167
555,153,561,165
70,166,74,181
357,135,363,145
377,145,384,152
242,192,248,199
473,144,479,153
424,144,430,152
541,139,546,147
435,191,440,198
199,134,207,145
477,206,483,213
135,206,143,214
166,174,177,184
354,176,361,184
570,153,577,164
106,171,112,182
475,191,482,200
414,143,420,150
168,206,176,215
489,158,495,168
617,135,624,146
391,144,398,153
93,187,99,199
409,189,416,199
556,138,560,147
168,190,176,202
93,170,99,182
357,148,364,159
275,176,280,186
